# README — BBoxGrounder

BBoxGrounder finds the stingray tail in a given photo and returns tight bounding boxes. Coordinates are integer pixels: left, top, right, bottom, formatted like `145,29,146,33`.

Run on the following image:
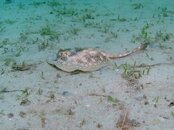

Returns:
109,41,149,59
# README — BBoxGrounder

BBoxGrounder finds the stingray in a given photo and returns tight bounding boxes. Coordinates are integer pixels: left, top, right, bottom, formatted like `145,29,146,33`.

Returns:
47,42,149,72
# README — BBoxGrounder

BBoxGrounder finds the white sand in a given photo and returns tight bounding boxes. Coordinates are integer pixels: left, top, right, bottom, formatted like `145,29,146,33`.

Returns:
0,0,174,130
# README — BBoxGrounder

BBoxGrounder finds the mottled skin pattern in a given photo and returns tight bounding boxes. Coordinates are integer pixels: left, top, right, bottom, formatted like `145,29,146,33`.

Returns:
48,42,149,72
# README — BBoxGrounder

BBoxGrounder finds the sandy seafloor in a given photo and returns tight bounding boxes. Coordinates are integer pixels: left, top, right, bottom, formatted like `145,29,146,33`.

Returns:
0,0,174,130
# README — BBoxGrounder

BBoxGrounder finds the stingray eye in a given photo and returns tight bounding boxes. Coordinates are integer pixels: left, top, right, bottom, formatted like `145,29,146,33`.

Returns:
57,52,63,57
62,52,67,56
66,51,71,56
57,51,64,59
59,51,69,59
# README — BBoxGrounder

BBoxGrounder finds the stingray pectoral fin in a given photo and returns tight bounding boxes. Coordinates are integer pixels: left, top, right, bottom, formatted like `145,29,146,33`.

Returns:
47,60,80,72
47,60,108,72
47,60,84,73
78,62,108,72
